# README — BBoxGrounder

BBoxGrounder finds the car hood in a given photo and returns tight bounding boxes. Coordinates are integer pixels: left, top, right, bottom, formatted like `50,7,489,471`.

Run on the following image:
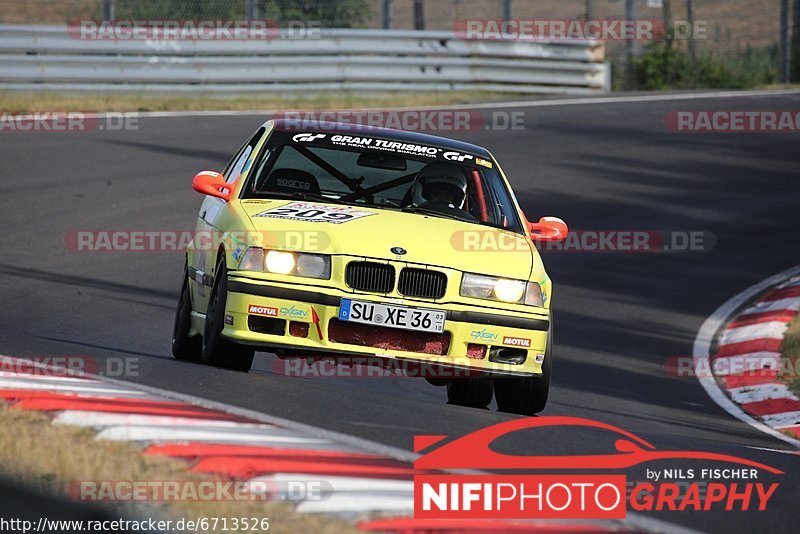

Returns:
239,199,534,279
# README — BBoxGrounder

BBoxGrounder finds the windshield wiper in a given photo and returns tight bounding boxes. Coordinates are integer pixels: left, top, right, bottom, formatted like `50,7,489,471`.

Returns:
401,205,476,223
258,191,356,206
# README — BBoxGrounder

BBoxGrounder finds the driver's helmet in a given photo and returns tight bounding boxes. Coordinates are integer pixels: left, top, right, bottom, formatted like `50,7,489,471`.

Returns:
411,162,468,209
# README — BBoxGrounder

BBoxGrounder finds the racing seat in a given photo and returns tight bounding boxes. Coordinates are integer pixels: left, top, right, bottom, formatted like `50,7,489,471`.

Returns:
260,168,321,195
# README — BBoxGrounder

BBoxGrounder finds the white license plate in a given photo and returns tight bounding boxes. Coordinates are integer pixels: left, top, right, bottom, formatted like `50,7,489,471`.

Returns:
338,299,446,333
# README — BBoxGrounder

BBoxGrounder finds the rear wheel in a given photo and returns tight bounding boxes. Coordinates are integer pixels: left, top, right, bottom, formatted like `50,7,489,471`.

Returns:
447,378,494,409
494,323,553,416
201,257,254,372
171,266,202,362
425,377,450,387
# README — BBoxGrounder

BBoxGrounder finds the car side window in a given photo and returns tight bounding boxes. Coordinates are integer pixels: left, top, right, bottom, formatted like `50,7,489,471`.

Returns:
223,127,265,183
478,170,521,231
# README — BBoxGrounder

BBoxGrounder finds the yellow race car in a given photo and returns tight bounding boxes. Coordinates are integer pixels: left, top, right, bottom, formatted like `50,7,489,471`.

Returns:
172,120,567,415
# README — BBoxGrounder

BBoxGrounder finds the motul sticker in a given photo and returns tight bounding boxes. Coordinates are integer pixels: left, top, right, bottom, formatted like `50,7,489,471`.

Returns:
248,304,278,317
502,336,531,347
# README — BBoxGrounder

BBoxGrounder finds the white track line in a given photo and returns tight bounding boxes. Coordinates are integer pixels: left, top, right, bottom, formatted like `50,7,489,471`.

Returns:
0,375,106,385
249,474,413,506
95,425,334,446
249,474,414,508
114,89,800,119
54,410,273,428
693,264,800,449
0,378,151,397
0,371,93,382
253,474,413,494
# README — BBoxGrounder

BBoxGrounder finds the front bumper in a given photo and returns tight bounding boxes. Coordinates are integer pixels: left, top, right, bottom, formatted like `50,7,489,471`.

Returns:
223,273,550,377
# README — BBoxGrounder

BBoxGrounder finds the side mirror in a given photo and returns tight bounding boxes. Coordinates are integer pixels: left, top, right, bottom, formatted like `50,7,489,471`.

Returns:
192,171,232,202
527,216,568,242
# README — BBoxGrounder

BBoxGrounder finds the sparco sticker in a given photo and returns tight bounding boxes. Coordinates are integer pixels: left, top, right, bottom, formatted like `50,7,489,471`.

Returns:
254,202,376,224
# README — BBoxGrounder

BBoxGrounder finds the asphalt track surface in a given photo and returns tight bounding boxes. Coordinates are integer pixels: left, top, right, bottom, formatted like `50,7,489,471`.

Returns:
2,92,800,532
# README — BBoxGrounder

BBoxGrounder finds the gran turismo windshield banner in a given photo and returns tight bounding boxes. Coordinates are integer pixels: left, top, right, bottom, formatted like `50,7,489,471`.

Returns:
281,130,494,169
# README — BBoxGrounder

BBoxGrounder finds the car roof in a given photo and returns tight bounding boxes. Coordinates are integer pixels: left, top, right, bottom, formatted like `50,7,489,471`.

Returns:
271,119,492,158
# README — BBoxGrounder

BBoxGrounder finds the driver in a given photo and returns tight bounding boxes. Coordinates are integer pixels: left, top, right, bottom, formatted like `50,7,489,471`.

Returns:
410,162,468,210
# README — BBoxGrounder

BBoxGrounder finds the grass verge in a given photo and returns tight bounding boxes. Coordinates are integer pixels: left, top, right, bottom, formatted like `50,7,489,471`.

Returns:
780,315,800,397
0,90,518,113
0,405,356,533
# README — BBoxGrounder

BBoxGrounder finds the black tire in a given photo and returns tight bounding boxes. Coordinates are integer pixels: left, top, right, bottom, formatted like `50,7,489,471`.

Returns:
172,266,202,362
447,378,494,409
494,324,553,416
425,377,451,387
201,256,255,372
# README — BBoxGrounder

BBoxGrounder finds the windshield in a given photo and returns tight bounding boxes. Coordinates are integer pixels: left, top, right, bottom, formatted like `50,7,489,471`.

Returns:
241,130,524,233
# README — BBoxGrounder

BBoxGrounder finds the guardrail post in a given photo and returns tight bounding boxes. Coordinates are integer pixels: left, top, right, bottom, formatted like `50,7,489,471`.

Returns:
503,0,512,21
794,0,800,82
624,0,635,88
247,0,257,20
414,0,425,30
686,0,696,63
662,0,672,33
780,0,790,83
584,0,593,20
382,0,393,29
102,0,114,21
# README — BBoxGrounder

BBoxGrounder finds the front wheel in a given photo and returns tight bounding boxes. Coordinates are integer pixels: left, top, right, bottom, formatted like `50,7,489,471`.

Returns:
201,257,255,372
172,266,202,362
494,323,553,416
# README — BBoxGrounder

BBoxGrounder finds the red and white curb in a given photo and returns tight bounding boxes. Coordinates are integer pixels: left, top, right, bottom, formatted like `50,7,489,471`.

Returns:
0,355,415,518
694,267,800,448
0,355,693,533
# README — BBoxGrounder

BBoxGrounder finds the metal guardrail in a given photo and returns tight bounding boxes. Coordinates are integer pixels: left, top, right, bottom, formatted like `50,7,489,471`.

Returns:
0,25,610,95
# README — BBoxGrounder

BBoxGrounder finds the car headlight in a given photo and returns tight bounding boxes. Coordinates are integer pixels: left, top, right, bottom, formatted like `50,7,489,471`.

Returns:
265,250,295,274
238,247,330,280
460,273,543,306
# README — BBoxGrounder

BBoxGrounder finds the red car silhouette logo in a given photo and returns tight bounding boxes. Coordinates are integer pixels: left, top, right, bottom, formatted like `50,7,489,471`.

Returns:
414,416,782,473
